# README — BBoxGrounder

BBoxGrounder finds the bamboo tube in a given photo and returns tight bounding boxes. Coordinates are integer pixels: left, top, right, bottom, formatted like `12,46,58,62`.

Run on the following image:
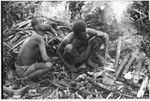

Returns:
123,49,139,75
115,54,130,80
114,37,122,70
137,76,149,98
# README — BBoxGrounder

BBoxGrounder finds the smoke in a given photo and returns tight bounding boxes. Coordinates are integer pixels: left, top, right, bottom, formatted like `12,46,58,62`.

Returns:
37,1,70,22
110,1,133,23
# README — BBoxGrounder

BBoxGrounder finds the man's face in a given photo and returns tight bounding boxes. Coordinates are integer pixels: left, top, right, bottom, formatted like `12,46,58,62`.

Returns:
80,31,88,38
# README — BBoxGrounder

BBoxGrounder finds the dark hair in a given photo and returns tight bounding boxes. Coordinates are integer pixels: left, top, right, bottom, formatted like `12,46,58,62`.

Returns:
72,21,86,35
31,17,38,30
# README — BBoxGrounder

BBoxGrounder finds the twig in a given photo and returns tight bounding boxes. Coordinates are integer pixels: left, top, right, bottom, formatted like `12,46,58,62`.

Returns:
115,37,122,70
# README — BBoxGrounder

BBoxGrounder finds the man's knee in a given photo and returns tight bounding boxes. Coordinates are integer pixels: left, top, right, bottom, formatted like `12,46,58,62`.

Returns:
90,38,102,51
65,44,74,52
63,44,74,59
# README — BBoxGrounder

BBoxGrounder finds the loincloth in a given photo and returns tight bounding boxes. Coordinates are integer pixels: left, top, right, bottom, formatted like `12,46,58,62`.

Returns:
15,63,35,78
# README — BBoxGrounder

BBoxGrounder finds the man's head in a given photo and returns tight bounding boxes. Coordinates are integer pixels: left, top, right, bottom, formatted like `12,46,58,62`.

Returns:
72,20,87,37
31,17,46,36
31,17,39,30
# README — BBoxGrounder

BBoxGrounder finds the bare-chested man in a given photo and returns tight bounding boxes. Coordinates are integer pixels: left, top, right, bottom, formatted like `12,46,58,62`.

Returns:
57,20,110,72
15,17,53,82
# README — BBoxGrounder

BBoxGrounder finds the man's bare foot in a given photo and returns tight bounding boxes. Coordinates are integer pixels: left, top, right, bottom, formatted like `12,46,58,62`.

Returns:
13,85,29,96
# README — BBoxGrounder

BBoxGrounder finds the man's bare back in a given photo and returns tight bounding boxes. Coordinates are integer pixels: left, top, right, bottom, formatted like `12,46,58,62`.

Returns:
16,34,43,66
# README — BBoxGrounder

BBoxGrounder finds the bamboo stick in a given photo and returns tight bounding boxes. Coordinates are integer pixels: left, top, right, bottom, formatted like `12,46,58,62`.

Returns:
146,59,150,73
123,49,139,75
137,76,149,98
133,56,143,84
115,54,130,80
114,37,122,70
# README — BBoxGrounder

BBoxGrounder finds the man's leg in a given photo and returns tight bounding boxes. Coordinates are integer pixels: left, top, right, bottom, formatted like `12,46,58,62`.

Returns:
63,44,75,65
3,85,29,97
62,44,78,75
87,38,103,68
3,86,14,97
22,62,52,80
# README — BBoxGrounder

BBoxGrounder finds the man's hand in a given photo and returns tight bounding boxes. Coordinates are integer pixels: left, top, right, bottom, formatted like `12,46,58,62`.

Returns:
70,65,77,72
105,54,114,63
66,64,77,72
43,56,51,62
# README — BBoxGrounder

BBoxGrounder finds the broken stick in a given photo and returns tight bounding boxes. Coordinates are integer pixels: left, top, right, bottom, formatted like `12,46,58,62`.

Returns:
123,49,139,75
137,76,149,98
115,37,122,70
146,59,150,73
115,54,131,80
133,56,143,84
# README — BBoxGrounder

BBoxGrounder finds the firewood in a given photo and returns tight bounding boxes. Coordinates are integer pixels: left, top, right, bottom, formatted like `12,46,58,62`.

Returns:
123,49,139,75
106,92,113,99
115,54,131,80
75,92,84,99
3,42,11,49
4,35,15,42
114,37,122,70
137,76,149,98
146,59,150,73
10,39,26,51
87,78,117,91
133,57,143,84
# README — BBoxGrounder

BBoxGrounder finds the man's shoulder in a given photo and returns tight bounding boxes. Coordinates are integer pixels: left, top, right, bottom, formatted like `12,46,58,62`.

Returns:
86,28,105,35
64,32,74,41
27,34,44,45
86,28,97,32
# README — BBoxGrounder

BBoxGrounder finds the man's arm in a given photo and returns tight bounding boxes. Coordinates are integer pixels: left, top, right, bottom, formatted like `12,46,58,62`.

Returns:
38,36,51,62
74,36,95,63
87,28,110,59
56,34,73,68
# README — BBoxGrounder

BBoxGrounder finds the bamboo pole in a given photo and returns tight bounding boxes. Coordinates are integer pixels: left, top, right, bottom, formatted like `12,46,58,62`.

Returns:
115,54,130,80
114,37,122,70
123,49,139,75
137,76,149,98
133,56,143,84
